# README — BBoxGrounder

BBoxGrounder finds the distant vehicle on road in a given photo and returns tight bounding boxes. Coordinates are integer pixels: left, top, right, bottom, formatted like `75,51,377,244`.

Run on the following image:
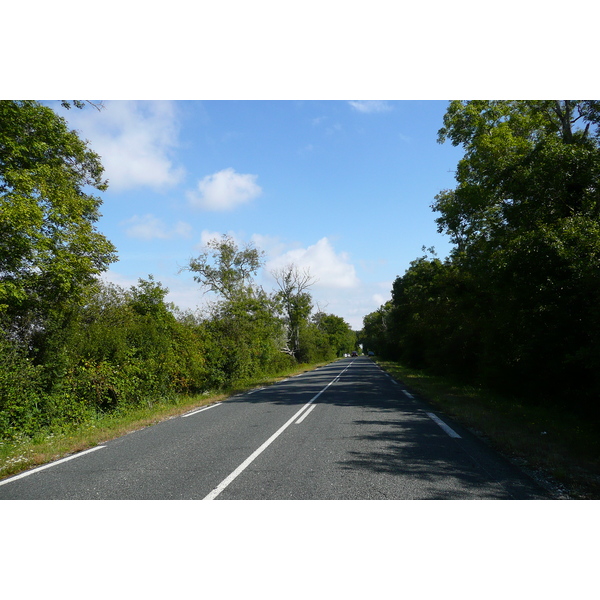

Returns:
351,351,358,357
368,351,375,356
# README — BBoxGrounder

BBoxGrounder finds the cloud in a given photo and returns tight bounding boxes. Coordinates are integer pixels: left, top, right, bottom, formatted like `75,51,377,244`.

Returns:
122,214,192,240
348,101,392,114
188,168,262,211
98,270,142,292
372,293,387,306
199,230,225,247
266,237,359,289
196,229,245,249
60,101,184,191
250,233,286,257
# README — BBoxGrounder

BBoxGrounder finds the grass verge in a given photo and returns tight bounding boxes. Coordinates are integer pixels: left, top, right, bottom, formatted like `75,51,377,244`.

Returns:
376,359,600,499
0,358,339,483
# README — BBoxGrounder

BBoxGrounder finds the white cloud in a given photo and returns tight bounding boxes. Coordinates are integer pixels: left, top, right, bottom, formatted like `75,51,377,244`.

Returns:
122,214,192,240
196,229,245,250
250,233,286,257
188,168,262,211
99,270,141,291
372,293,387,306
60,101,184,191
199,229,224,247
266,237,359,289
348,101,392,113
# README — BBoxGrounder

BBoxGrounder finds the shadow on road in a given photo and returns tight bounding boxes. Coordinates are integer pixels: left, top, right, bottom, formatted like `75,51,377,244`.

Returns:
227,358,550,499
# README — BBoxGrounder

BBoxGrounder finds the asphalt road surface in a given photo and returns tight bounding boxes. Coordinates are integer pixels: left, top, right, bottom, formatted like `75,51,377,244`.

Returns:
0,357,550,500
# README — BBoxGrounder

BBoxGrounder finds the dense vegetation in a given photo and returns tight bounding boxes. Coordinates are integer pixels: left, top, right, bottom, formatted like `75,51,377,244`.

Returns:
0,101,357,442
361,101,600,420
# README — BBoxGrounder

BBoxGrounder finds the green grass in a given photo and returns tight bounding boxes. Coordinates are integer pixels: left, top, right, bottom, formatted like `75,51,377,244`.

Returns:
0,358,339,483
376,359,600,499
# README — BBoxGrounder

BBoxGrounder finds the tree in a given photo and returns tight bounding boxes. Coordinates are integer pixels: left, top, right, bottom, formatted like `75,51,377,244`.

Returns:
184,234,264,301
0,100,117,335
432,100,600,412
433,100,600,252
184,234,292,384
271,264,315,359
360,302,392,357
313,312,356,357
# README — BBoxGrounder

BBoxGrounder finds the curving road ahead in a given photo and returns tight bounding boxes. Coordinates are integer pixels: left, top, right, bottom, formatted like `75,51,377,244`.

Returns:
0,357,549,500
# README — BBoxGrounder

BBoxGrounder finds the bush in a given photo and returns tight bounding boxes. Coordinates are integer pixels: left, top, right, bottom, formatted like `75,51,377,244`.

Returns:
0,338,44,439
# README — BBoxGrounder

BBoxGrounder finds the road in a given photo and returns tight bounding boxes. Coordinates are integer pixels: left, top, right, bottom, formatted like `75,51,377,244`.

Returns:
0,357,549,499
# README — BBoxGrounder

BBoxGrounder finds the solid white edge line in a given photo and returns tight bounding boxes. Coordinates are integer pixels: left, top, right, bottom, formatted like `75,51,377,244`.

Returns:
203,366,345,500
182,402,222,418
0,445,106,487
247,388,265,395
426,412,461,439
295,403,317,424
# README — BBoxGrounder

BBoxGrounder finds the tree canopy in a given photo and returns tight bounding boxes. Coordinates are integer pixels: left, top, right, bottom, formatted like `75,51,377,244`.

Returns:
184,234,264,301
364,100,600,418
0,100,117,324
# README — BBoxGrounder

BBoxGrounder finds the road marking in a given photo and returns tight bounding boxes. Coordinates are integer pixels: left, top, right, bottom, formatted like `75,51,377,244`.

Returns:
0,445,106,487
247,388,265,395
402,390,414,398
295,403,316,424
203,366,347,500
426,412,461,438
182,403,222,418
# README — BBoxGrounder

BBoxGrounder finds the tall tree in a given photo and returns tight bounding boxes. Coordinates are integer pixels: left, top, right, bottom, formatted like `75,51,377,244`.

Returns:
313,312,356,357
0,100,117,339
185,234,264,301
271,264,315,358
433,100,600,252
184,234,290,383
432,100,600,411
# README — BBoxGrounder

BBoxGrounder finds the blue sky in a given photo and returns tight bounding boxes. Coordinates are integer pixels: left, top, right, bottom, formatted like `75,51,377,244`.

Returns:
16,3,593,334
51,100,465,329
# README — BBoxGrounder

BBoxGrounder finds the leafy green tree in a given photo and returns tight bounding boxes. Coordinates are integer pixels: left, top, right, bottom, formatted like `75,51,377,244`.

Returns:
202,288,292,386
185,234,264,301
63,277,210,413
185,234,293,385
296,320,329,364
313,312,356,357
360,302,393,357
433,100,600,252
0,101,117,328
272,264,315,359
432,100,600,412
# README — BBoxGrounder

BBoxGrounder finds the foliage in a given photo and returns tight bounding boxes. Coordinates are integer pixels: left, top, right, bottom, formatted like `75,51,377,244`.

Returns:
0,100,117,326
364,100,600,418
312,312,357,357
184,234,264,301
0,101,365,442
272,264,315,358
0,336,44,438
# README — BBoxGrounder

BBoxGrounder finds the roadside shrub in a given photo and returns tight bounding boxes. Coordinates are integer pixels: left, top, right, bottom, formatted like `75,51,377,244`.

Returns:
0,338,44,439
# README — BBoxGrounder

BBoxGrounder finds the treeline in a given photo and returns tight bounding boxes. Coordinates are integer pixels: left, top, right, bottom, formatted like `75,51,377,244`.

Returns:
0,101,356,441
361,101,600,419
